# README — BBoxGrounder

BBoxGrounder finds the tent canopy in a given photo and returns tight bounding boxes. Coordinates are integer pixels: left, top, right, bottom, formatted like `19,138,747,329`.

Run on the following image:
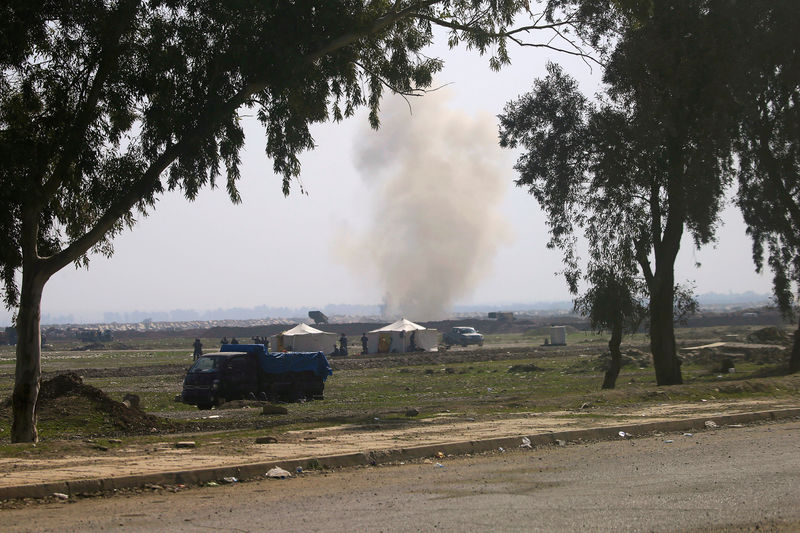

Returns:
370,318,427,333
281,323,328,336
366,318,438,353
270,323,337,354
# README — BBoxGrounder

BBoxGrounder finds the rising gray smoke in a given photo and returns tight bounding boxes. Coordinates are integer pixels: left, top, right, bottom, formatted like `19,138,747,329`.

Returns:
343,90,510,320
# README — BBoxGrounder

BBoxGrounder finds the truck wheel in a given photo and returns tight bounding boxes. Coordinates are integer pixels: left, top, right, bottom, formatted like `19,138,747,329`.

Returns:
197,402,213,410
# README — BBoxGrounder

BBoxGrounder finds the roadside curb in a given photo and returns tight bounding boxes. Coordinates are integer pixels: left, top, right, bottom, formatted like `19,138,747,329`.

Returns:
2,407,799,501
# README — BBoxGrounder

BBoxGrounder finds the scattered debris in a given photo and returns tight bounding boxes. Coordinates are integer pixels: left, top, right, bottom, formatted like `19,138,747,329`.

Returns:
175,441,196,449
405,408,420,417
436,451,445,459
683,433,693,437
205,481,219,487
295,467,303,474
256,436,278,444
434,463,445,468
5,372,173,435
521,437,532,449
555,440,566,447
262,405,288,415
705,420,718,429
52,492,69,500
507,363,541,373
664,439,674,443
618,431,630,438
222,477,238,484
580,402,592,409
747,327,788,344
719,358,736,374
122,393,140,409
266,467,292,479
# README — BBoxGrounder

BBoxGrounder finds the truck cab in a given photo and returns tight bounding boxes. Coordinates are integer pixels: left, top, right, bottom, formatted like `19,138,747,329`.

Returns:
181,352,258,409
181,344,332,409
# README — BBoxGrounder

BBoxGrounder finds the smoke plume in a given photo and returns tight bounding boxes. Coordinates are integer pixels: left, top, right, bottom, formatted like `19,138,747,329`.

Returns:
345,90,510,320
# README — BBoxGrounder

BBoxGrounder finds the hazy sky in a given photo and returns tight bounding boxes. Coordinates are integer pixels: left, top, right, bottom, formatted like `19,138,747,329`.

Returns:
2,31,773,326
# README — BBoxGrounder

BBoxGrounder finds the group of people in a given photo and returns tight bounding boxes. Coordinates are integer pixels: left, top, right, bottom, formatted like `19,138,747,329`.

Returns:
252,336,269,349
333,333,348,356
194,331,376,359
333,332,372,356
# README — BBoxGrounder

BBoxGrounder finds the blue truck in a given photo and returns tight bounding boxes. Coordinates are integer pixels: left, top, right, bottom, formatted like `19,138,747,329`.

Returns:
181,344,332,409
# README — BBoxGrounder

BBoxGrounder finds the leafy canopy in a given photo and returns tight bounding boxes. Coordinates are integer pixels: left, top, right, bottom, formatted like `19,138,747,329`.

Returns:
0,0,612,311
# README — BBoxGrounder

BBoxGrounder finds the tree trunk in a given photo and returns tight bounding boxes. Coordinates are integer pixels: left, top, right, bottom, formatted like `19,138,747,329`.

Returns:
11,268,47,443
790,315,800,373
601,323,623,389
649,279,682,385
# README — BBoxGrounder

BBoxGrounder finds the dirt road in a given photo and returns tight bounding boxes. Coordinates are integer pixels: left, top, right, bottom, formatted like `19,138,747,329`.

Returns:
4,419,799,532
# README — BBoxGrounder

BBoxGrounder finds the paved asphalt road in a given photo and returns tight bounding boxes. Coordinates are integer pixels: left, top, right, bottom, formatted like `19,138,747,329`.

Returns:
5,420,800,532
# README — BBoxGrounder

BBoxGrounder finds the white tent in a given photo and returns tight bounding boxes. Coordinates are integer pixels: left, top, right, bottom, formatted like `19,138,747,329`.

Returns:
366,318,438,354
269,323,337,354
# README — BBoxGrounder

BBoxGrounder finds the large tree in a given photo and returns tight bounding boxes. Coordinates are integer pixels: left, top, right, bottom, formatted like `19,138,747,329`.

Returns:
500,1,748,385
733,1,800,372
0,0,613,442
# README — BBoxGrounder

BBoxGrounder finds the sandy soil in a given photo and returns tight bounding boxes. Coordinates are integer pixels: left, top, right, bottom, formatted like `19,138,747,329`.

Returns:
1,397,797,489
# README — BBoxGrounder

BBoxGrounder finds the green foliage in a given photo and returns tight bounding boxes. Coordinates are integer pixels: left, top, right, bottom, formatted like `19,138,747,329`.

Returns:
732,1,800,319
499,1,762,385
2,1,621,440
574,266,646,335
1,0,604,309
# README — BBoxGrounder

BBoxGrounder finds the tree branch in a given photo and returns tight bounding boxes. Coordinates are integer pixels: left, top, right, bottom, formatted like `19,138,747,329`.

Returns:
40,0,140,205
40,1,447,276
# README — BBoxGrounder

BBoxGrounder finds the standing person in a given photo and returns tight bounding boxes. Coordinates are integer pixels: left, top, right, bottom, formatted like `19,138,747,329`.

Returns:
339,334,348,357
220,336,229,345
192,338,203,360
230,337,239,344
361,332,368,354
409,331,417,352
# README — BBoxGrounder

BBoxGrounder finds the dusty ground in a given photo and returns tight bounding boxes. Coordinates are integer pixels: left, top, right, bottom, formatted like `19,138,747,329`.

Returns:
4,419,799,532
0,396,797,490
0,334,795,493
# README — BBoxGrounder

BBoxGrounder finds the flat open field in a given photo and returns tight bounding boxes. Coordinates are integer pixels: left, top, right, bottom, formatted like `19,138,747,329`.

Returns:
0,322,797,455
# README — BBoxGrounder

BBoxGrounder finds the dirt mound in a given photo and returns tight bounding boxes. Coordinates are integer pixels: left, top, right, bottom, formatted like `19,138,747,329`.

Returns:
35,373,175,435
70,342,105,351
565,349,650,373
507,363,541,373
682,345,786,367
747,327,789,344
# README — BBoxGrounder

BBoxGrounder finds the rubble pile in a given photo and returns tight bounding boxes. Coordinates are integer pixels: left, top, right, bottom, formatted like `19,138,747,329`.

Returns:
2,373,174,435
